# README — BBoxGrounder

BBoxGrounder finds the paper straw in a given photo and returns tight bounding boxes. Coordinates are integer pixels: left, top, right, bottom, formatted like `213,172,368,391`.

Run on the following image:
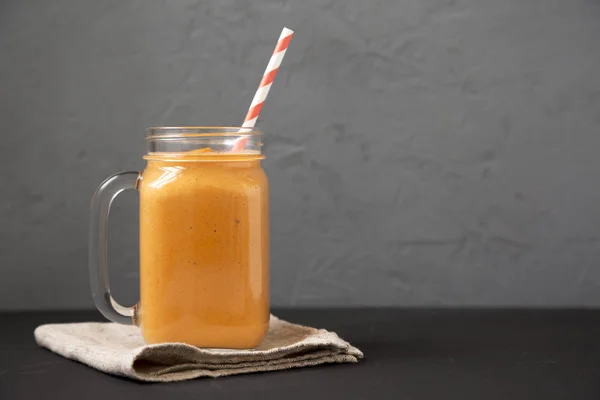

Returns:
233,27,294,151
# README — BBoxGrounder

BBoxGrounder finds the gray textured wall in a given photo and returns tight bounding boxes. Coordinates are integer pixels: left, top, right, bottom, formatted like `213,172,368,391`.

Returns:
1,0,600,310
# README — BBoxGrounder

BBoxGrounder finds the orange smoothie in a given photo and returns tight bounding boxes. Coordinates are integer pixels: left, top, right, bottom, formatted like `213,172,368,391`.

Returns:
138,150,269,348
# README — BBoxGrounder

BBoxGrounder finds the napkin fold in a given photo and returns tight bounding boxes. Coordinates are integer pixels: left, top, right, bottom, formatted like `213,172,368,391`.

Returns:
34,315,363,382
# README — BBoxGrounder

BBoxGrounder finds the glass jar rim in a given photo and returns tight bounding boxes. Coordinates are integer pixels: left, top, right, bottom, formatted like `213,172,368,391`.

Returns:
146,126,262,139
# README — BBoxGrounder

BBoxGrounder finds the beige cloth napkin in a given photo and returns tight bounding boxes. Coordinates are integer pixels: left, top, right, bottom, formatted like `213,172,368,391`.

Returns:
34,315,363,382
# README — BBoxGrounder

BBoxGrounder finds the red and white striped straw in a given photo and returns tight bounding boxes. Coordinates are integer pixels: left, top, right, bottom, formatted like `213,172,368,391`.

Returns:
233,27,294,151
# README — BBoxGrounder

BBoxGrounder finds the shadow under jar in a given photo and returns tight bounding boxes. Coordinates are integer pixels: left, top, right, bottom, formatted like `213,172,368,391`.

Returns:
89,127,270,349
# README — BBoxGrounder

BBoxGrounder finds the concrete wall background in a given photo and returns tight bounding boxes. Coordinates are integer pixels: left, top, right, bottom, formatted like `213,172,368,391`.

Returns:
1,0,600,309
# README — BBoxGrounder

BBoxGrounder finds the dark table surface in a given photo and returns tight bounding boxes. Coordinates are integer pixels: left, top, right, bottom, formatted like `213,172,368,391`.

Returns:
0,309,599,399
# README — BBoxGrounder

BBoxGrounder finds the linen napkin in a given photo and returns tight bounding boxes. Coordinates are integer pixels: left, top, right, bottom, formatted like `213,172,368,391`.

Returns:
34,315,363,382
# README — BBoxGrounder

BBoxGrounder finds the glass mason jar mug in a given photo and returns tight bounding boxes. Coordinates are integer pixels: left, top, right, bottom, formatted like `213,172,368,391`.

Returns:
89,127,269,349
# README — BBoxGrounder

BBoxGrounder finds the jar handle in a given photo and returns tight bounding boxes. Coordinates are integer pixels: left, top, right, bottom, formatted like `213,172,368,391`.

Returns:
89,171,141,325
